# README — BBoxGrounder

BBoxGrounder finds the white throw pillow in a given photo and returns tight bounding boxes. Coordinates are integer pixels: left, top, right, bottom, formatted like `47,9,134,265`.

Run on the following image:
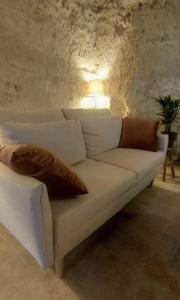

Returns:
80,115,122,157
0,120,86,165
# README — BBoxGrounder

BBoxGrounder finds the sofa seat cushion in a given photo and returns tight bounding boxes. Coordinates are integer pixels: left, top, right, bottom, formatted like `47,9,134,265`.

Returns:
51,159,136,251
92,148,165,181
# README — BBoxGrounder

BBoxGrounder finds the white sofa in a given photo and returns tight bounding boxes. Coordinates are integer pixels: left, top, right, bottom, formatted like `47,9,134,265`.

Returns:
0,108,168,277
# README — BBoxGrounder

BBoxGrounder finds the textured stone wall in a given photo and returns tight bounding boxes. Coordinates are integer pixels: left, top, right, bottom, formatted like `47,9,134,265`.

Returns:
126,1,180,116
0,0,179,152
125,0,180,153
0,0,134,111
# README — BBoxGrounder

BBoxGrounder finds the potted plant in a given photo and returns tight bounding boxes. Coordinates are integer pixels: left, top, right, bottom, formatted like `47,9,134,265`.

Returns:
155,95,180,147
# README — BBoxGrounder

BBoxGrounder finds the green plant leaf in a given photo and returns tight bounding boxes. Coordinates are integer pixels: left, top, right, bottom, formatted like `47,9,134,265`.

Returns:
155,95,180,131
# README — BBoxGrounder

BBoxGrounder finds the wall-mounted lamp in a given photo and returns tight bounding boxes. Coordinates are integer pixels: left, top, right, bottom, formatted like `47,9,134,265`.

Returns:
88,80,104,96
81,79,110,109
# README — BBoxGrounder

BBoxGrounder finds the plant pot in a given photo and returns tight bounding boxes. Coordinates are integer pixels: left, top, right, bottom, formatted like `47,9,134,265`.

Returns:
161,131,178,148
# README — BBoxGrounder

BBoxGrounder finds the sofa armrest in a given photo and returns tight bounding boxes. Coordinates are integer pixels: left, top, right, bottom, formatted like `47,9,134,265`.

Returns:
0,163,54,268
157,133,168,152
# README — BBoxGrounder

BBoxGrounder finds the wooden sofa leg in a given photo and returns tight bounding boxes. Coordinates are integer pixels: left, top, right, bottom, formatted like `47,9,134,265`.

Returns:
55,257,64,278
147,179,154,188
54,247,64,278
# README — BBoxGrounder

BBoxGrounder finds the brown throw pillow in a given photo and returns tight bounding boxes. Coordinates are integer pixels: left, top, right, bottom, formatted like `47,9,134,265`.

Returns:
119,117,159,151
0,144,88,197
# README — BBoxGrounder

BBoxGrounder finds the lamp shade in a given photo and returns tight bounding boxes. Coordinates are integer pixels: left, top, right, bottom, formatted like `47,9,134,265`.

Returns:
88,80,104,96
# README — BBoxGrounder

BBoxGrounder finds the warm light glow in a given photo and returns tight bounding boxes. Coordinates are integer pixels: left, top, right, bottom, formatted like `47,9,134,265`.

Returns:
82,68,109,82
81,96,110,109
124,103,130,117
95,96,110,109
97,69,109,80
88,80,104,96
81,79,110,108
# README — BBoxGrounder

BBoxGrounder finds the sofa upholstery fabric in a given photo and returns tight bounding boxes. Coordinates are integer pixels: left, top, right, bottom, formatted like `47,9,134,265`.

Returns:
51,159,136,253
0,163,54,268
0,120,86,166
80,116,122,157
92,148,165,181
0,110,65,123
52,164,161,256
62,108,110,120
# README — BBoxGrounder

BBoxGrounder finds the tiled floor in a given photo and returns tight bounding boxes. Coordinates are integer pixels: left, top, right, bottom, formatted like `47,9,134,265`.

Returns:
0,164,180,300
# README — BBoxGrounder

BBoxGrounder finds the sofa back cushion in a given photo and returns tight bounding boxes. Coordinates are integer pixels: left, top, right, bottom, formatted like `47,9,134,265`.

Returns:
62,108,111,120
80,115,122,157
0,110,65,123
0,120,86,165
0,144,88,196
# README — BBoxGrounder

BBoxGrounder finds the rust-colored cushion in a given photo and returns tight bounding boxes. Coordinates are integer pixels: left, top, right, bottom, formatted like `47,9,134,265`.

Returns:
119,117,159,151
0,144,88,197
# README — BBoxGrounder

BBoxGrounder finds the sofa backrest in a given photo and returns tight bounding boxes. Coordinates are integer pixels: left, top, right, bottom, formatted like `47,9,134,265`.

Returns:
62,108,111,120
0,110,65,123
0,108,110,123
0,120,86,165
0,108,123,160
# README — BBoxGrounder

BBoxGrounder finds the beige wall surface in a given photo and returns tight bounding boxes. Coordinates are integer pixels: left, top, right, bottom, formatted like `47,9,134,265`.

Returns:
0,0,179,150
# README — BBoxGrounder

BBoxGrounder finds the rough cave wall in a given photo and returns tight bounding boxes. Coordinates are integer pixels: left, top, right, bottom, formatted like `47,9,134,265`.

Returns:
0,0,135,112
126,0,180,153
0,0,179,152
127,1,180,118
